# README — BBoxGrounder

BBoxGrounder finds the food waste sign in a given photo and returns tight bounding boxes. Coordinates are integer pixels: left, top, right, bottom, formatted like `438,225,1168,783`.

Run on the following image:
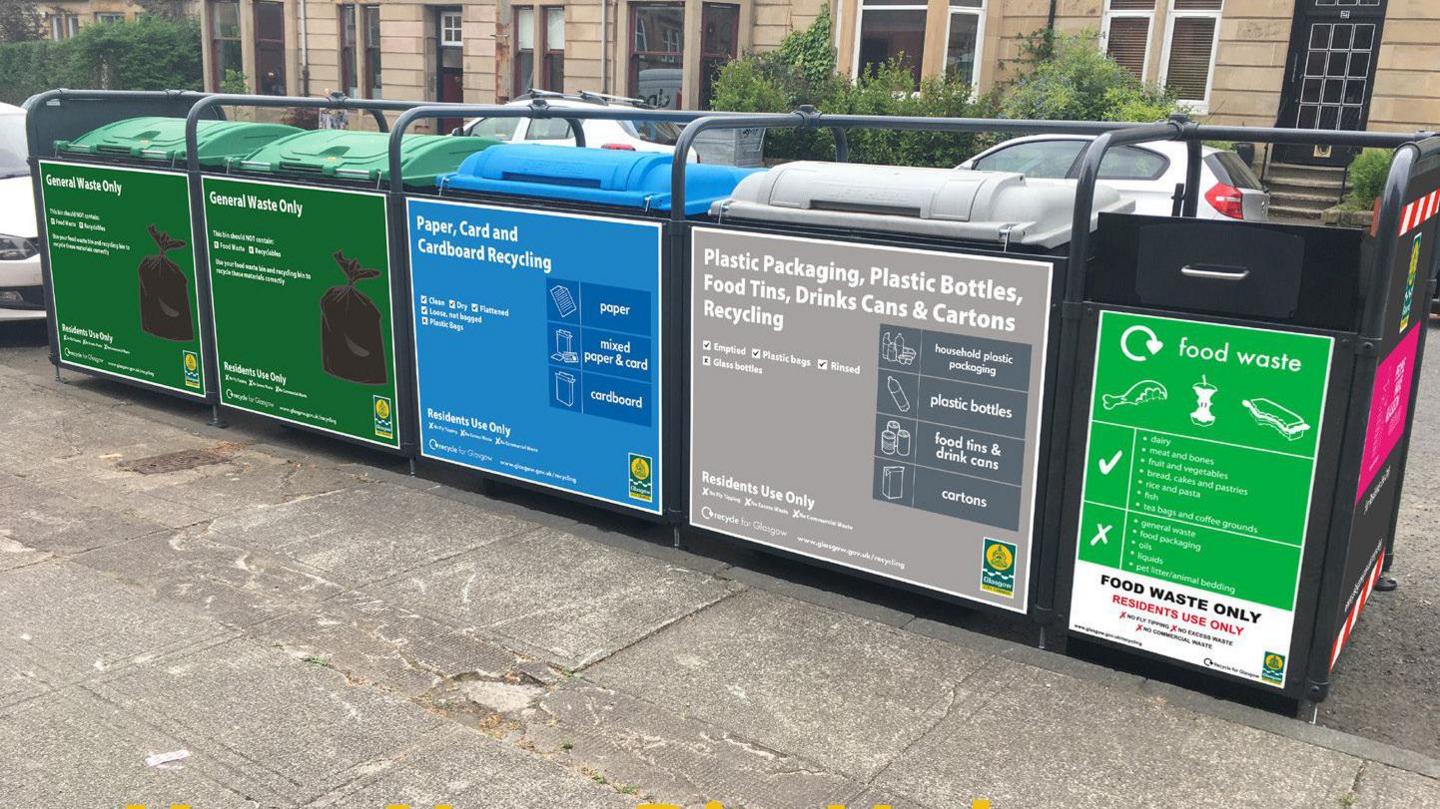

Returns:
688,228,1053,610
1068,311,1334,688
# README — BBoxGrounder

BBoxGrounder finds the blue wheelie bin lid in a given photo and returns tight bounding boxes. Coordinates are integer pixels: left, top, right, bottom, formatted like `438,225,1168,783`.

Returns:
435,145,759,216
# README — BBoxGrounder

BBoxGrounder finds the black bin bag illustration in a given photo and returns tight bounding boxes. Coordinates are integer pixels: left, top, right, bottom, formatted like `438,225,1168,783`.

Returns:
138,225,195,342
320,250,388,385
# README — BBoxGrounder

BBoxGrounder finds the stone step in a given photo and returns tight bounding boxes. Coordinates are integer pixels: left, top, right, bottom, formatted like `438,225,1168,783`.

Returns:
1268,204,1326,221
1270,189,1342,209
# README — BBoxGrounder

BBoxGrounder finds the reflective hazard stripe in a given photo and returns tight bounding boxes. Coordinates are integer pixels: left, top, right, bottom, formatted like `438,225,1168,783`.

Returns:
1330,549,1386,669
1399,189,1440,235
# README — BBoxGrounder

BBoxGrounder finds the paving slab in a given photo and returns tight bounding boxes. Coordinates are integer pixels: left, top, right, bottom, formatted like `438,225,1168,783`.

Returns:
379,527,741,671
73,528,347,629
202,484,536,587
523,680,864,809
306,727,632,809
1354,763,1440,808
0,476,178,555
254,589,522,698
586,589,996,781
0,561,228,688
869,659,1377,809
0,688,257,808
0,659,48,709
93,637,452,805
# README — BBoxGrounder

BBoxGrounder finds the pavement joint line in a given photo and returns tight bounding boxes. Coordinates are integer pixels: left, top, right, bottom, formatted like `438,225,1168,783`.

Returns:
564,579,748,675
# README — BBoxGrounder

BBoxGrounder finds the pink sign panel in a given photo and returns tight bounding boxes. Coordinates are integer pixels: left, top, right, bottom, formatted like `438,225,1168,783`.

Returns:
1357,325,1422,502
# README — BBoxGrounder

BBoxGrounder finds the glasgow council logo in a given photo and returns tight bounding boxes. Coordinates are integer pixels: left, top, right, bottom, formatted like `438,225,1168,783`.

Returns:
980,538,1017,598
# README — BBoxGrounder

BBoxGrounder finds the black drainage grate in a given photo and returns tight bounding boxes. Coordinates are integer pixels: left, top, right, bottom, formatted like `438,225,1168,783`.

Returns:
117,448,229,475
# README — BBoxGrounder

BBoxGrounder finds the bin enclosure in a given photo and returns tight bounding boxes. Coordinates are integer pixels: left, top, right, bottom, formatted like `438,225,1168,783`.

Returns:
233,130,500,187
689,163,1129,612
56,117,299,167
407,145,756,517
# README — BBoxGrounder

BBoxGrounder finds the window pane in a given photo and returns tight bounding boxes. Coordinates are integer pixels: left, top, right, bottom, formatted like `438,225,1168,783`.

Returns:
516,7,534,50
1172,0,1221,8
1109,0,1155,8
1105,16,1150,78
971,140,1085,179
949,0,982,6
516,51,535,93
212,0,239,38
527,118,573,140
255,1,284,41
633,4,684,53
218,39,242,75
545,53,564,91
365,6,380,46
857,9,925,86
1164,16,1216,101
945,12,979,83
1098,145,1169,180
701,3,738,57
546,6,565,48
632,55,683,107
468,117,521,141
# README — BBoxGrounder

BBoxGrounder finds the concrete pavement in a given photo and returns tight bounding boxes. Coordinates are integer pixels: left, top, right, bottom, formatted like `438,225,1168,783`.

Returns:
1,320,1438,808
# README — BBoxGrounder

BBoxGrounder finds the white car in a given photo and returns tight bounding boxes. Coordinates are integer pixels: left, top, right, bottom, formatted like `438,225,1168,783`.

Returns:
960,135,1270,221
462,92,698,161
0,103,43,322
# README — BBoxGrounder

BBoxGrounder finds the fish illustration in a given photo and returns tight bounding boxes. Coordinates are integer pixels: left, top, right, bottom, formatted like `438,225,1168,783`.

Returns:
1102,380,1168,411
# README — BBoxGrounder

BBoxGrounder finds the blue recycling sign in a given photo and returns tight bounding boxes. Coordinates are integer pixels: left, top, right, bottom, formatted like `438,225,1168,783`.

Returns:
407,199,665,513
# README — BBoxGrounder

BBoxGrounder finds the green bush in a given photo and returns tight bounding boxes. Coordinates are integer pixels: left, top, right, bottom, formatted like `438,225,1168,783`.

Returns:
0,16,201,106
1345,148,1393,209
998,30,1178,123
709,7,994,167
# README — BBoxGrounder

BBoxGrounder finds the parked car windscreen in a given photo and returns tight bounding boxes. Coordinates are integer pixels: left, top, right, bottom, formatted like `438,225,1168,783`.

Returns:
0,114,27,178
1206,151,1265,190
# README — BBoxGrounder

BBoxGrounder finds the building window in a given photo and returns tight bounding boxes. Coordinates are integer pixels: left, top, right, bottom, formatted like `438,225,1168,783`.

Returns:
543,7,565,92
254,1,287,95
50,13,80,40
699,3,738,109
855,0,926,85
96,12,126,23
630,3,684,109
944,0,983,86
340,4,358,97
364,5,382,98
1161,0,1223,108
515,7,536,94
440,10,463,46
1102,0,1154,80
209,0,241,91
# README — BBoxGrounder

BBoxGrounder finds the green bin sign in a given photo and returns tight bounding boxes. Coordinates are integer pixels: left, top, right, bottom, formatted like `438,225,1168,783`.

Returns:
38,161,206,397
1068,311,1334,689
201,176,399,448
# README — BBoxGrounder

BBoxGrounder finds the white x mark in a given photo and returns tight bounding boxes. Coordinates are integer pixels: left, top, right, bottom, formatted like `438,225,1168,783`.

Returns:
1090,524,1113,546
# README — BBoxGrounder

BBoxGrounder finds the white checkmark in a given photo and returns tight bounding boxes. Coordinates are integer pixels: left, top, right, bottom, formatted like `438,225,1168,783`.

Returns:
1098,450,1123,475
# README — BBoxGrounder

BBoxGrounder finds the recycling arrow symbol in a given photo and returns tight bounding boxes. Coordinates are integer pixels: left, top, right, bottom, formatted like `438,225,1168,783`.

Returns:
1120,325,1164,362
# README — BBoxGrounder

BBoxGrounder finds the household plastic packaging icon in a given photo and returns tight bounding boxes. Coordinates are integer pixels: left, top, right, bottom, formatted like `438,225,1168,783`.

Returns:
321,250,388,385
138,225,194,342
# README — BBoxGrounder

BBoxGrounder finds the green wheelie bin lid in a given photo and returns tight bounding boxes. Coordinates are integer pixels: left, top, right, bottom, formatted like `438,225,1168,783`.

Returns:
229,130,502,187
55,116,301,168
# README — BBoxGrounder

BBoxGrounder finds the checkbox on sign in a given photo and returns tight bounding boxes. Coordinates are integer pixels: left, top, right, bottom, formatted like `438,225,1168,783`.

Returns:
421,305,428,314
751,348,761,358
703,356,712,366
421,316,428,325
702,340,712,350
818,359,828,370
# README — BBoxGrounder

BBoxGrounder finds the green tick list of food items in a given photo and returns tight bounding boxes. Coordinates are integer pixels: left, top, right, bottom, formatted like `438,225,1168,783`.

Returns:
202,177,399,448
1068,311,1334,689
39,161,205,397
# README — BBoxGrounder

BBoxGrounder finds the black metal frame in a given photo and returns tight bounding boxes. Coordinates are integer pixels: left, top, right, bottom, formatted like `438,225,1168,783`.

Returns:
23,89,224,404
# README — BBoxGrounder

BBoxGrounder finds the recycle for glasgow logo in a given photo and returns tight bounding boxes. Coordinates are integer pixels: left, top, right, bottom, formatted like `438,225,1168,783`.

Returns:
980,538,1017,598
1261,651,1287,685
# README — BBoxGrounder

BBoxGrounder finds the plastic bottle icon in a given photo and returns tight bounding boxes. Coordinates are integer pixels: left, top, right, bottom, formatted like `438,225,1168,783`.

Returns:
887,376,906,410
882,332,897,363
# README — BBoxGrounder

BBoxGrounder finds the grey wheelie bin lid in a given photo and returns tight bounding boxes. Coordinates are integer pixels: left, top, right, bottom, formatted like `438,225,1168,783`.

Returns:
711,162,1133,249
